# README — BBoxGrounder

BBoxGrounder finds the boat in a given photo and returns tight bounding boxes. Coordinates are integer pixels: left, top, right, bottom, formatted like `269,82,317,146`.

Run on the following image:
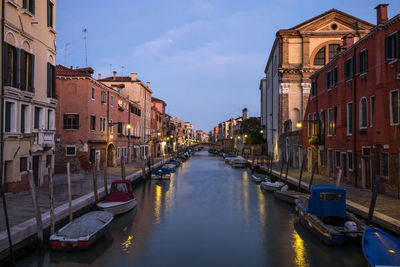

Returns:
274,186,307,204
50,211,113,250
362,226,400,267
295,185,364,245
231,156,247,168
151,168,171,180
162,163,176,173
97,180,137,215
251,173,269,183
261,181,285,192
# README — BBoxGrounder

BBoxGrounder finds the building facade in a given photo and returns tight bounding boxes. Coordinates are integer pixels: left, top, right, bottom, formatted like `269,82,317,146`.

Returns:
299,4,400,198
261,9,373,163
55,66,141,173
2,0,57,192
151,97,166,156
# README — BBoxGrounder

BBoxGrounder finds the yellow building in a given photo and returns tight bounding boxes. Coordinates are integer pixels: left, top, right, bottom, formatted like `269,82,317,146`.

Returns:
100,72,152,157
2,0,57,192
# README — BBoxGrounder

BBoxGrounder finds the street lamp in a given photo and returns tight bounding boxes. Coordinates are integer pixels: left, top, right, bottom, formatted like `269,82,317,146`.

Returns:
260,130,264,134
296,122,302,128
244,134,248,138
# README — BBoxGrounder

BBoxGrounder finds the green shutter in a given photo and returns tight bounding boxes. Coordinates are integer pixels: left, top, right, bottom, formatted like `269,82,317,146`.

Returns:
23,0,27,8
30,0,35,14
365,49,368,72
29,54,35,92
13,47,19,88
3,43,9,86
20,50,26,90
396,32,399,59
51,65,56,98
358,52,361,73
47,63,51,97
385,36,390,60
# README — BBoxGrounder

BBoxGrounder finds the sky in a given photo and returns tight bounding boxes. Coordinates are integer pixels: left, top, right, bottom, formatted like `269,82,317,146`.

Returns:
56,0,400,132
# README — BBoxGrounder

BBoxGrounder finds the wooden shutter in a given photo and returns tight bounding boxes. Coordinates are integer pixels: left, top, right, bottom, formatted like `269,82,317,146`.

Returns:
3,43,9,86
74,115,79,129
63,114,67,129
20,50,26,90
23,0,27,8
385,36,390,60
30,0,35,14
333,107,337,135
365,49,368,72
21,106,25,133
51,64,56,98
47,63,51,97
29,54,35,92
13,47,19,88
5,102,11,132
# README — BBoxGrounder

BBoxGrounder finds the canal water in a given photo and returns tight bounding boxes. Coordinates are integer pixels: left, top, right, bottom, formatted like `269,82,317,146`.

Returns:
17,151,367,267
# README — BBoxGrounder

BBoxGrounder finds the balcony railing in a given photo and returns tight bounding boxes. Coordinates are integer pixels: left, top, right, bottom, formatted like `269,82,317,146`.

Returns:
33,130,56,147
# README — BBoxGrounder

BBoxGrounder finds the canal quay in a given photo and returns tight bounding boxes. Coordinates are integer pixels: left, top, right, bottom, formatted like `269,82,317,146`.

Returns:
15,151,366,267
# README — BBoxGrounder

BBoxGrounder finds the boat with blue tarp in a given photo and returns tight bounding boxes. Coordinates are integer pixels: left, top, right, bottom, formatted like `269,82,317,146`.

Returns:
295,185,364,245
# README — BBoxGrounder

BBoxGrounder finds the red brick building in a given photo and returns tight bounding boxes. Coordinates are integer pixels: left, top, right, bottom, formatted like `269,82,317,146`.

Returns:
299,5,400,198
55,65,141,173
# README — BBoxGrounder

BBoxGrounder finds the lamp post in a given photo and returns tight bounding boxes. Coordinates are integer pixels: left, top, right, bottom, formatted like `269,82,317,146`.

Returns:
127,123,131,162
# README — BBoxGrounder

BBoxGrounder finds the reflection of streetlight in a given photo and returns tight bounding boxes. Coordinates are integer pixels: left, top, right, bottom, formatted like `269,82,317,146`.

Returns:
157,132,161,136
170,135,173,138
238,136,241,140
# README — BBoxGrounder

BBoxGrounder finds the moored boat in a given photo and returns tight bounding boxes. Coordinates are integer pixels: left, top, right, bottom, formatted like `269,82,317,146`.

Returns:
50,211,113,250
362,226,400,267
261,181,285,192
274,189,307,204
97,180,137,215
295,185,364,246
231,156,247,168
151,168,171,180
251,173,269,183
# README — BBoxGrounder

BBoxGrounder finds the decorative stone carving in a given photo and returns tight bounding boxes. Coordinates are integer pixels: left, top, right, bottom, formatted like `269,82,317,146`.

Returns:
301,83,311,94
279,83,290,94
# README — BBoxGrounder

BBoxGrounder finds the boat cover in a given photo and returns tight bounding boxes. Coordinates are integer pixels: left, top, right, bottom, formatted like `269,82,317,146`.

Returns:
104,180,134,202
307,185,346,218
55,211,113,238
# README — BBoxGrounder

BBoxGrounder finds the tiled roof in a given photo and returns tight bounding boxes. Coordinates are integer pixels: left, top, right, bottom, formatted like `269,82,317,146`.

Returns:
99,76,134,82
56,65,91,77
152,97,166,104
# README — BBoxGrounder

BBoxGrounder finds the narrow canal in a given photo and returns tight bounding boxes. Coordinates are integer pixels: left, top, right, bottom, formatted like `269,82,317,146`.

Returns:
17,151,367,267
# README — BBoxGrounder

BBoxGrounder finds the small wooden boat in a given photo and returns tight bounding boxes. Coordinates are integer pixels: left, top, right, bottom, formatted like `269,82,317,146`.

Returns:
274,185,307,204
50,211,113,250
362,227,400,267
231,157,247,168
251,173,268,183
261,181,285,192
151,168,171,180
97,180,137,215
295,185,364,246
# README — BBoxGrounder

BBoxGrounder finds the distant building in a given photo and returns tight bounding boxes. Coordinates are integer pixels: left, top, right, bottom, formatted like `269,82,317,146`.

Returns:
299,4,400,198
260,8,373,163
2,0,57,192
151,97,166,156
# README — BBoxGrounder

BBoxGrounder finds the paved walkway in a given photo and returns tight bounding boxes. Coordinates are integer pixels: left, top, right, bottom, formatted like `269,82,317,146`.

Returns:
0,157,166,232
258,162,400,232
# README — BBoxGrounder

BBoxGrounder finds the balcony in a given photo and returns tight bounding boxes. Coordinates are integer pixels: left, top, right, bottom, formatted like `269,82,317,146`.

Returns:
33,130,56,148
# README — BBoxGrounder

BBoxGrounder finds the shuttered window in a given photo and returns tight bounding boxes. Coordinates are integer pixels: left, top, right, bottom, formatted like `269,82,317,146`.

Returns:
20,50,35,92
63,114,79,129
47,63,56,98
47,0,54,28
358,49,368,74
23,0,35,14
5,102,12,132
385,32,399,61
3,43,19,88
344,57,353,81
118,122,123,134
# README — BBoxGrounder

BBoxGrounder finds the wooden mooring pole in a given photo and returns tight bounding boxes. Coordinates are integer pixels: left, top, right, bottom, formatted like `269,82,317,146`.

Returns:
28,171,43,246
284,157,290,183
66,162,72,222
279,156,284,181
47,167,55,235
298,152,307,192
367,175,381,225
308,162,318,193
121,156,126,180
92,162,98,203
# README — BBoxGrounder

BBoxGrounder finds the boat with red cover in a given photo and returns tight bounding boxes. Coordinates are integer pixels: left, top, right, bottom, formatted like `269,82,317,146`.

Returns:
97,180,137,215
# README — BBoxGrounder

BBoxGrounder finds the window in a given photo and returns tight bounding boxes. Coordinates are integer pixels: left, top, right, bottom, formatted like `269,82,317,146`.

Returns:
20,50,35,92
3,43,18,88
328,107,337,135
91,88,95,100
320,110,325,145
320,150,324,166
23,0,35,14
385,32,399,61
46,155,52,168
90,115,96,131
379,152,389,177
20,157,28,173
344,57,354,80
308,114,311,137
5,101,16,133
311,81,316,97
358,49,368,74
335,151,341,167
326,71,331,90
100,118,106,132
313,113,318,136
101,91,107,104
360,97,368,128
47,0,54,28
34,107,43,129
314,47,325,65
390,90,399,125
110,95,114,106
362,147,371,157
370,96,375,127
47,109,54,130
110,120,113,133
332,67,338,86
329,44,340,61
47,63,56,98
20,104,30,133
347,102,353,135
66,146,76,156
348,151,353,170
118,122,123,134
63,114,79,129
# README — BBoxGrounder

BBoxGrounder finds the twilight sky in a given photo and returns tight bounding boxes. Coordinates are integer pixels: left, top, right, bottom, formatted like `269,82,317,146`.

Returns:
56,0,400,132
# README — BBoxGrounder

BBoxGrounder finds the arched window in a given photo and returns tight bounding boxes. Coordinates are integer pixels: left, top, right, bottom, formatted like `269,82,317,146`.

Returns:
313,43,341,66
360,98,368,128
314,47,325,65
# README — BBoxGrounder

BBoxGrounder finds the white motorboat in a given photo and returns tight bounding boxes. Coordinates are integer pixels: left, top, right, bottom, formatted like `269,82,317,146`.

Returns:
231,157,247,168
97,180,137,215
261,181,285,192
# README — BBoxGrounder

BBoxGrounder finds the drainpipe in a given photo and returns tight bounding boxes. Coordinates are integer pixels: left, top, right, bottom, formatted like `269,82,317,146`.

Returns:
353,48,358,187
0,0,15,263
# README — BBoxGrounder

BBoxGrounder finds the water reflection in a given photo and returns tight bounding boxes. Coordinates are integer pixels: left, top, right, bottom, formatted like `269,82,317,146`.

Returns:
292,230,309,267
154,185,162,224
258,187,266,227
242,171,249,225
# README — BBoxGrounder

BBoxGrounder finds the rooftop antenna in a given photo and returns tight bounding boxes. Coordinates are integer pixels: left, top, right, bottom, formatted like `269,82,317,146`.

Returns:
83,28,88,67
64,43,70,66
121,66,125,76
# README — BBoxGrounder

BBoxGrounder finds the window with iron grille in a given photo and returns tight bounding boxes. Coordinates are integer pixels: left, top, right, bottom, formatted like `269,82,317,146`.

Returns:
20,157,28,173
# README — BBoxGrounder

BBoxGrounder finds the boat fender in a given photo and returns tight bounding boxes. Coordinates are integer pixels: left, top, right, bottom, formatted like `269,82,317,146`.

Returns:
344,221,357,232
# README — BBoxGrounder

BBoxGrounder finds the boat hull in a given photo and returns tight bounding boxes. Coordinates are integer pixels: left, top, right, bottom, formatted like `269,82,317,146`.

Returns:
97,198,137,215
261,182,284,192
151,173,171,180
274,190,306,204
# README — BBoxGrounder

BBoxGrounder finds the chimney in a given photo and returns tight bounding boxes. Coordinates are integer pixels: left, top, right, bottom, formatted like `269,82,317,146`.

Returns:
98,73,101,80
113,71,117,80
375,4,389,25
70,66,73,69
341,34,354,52
242,108,248,120
146,82,150,89
131,73,137,81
